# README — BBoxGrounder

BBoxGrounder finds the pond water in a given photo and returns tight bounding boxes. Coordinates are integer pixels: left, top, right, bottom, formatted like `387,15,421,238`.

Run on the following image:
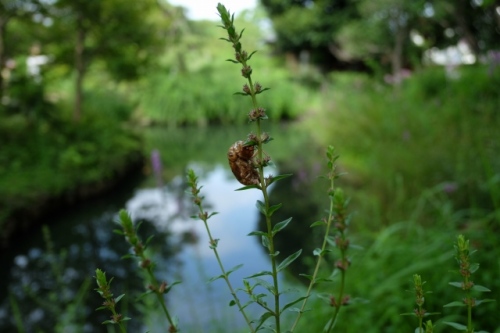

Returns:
0,124,326,332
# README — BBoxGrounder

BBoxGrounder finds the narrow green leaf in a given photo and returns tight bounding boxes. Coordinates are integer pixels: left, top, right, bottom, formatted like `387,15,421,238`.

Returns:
115,294,126,303
226,59,239,63
400,312,417,317
272,217,292,235
247,50,258,60
207,212,219,219
443,301,466,307
145,235,154,247
269,251,280,257
248,230,267,237
254,311,274,331
164,281,181,293
314,277,334,283
233,92,251,96
299,273,312,281
226,264,244,276
246,271,273,278
310,220,324,228
281,296,308,312
470,263,479,273
475,298,496,306
443,322,467,330
261,235,270,249
266,173,293,186
267,203,282,217
472,285,491,292
253,278,275,293
313,248,330,256
235,184,261,191
255,87,271,95
449,282,463,289
277,249,302,272
256,200,266,215
208,274,225,283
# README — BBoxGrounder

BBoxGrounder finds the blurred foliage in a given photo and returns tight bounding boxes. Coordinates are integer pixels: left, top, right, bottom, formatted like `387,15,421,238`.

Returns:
276,65,500,332
0,82,142,238
260,0,500,72
134,12,317,126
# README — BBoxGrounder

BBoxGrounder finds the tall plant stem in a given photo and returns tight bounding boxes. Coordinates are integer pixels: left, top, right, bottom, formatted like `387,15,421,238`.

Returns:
249,77,281,332
289,171,337,332
199,205,256,333
144,263,176,329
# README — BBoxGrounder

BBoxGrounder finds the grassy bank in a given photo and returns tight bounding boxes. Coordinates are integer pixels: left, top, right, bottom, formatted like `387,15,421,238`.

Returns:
0,87,142,243
295,65,500,332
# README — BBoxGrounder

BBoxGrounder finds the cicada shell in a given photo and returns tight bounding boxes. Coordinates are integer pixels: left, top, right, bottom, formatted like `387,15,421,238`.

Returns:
227,141,260,185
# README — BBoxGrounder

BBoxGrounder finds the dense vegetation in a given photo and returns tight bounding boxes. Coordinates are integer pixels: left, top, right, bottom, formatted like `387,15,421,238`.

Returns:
1,0,500,332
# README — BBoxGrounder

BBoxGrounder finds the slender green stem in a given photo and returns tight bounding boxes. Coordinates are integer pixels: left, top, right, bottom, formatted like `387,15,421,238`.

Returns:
290,170,336,332
242,61,282,331
144,262,176,329
188,176,256,333
326,257,346,333
201,211,256,333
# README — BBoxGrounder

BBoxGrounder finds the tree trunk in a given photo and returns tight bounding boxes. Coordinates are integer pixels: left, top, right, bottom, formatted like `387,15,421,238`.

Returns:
391,21,406,87
0,15,7,102
454,0,479,56
74,11,85,122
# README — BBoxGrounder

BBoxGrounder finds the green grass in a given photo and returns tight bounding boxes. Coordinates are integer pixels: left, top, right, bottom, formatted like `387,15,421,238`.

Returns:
292,65,500,332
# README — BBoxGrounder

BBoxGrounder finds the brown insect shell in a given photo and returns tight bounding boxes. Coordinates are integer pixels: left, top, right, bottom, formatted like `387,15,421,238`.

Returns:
227,141,260,185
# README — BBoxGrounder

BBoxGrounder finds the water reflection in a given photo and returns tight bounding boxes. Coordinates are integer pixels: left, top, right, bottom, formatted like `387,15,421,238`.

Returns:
1,124,322,332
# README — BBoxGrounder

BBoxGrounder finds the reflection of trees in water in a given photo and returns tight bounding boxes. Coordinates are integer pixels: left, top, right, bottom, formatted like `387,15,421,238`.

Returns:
1,171,200,332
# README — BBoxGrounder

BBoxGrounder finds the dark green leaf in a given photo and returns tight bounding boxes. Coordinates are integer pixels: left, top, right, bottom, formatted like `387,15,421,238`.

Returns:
449,282,463,289
208,274,225,283
226,59,239,63
475,299,496,306
272,217,292,235
247,50,257,60
255,87,271,95
248,230,267,237
470,263,480,273
165,281,181,293
313,248,330,256
207,212,219,219
229,300,236,306
267,203,282,217
299,273,312,281
443,322,467,330
246,271,273,278
226,264,244,276
145,235,154,247
270,251,280,257
115,294,126,303
472,285,491,292
266,173,293,187
277,249,302,272
256,200,266,215
254,311,274,331
235,184,261,191
310,220,325,228
281,296,308,312
261,235,270,249
443,301,466,307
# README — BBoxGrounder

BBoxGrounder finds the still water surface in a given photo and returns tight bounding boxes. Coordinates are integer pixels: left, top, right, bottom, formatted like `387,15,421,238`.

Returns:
1,124,321,332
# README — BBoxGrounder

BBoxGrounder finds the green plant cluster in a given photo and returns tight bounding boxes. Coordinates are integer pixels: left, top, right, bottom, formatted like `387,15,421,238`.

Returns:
0,86,141,239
